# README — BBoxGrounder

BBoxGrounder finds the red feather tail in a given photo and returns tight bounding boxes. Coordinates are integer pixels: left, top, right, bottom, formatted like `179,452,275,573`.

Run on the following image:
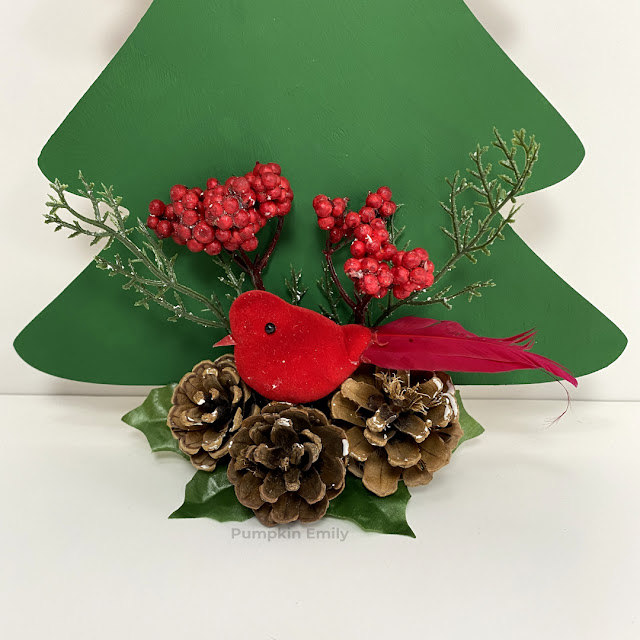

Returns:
363,317,577,387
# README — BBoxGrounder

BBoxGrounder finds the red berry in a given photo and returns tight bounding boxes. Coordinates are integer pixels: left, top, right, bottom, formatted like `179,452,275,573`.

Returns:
366,192,384,209
255,190,268,203
261,172,278,189
222,197,240,215
359,207,376,224
392,266,410,285
204,240,222,255
350,240,366,258
392,251,405,267
344,211,360,228
170,184,187,202
193,222,214,244
259,201,278,218
216,215,233,231
239,226,255,241
279,177,290,191
379,201,397,217
361,257,379,273
381,243,398,260
182,209,199,227
186,239,204,252
206,178,219,190
267,162,281,175
272,186,287,200
175,224,192,241
424,272,434,287
224,241,239,251
378,265,394,287
329,227,344,243
393,285,412,300
344,258,362,277
234,211,249,228
370,218,386,231
313,194,329,208
377,186,392,201
409,267,429,287
318,217,335,231
164,205,177,221
374,287,388,299
277,201,292,215
192,187,204,198
211,185,226,199
253,179,265,193
414,247,429,262
361,274,381,295
215,229,232,242
156,220,172,238
314,199,333,218
426,259,435,273
365,238,381,254
146,215,159,230
182,191,200,209
372,228,389,243
241,237,259,252
354,224,373,241
205,202,224,221
148,199,165,216
402,250,422,269
172,234,187,246
232,177,250,194
332,198,347,215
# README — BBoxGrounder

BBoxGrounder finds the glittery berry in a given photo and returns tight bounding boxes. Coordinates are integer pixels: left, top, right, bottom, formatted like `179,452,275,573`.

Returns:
204,240,222,256
366,192,384,209
377,186,392,201
193,222,214,245
314,200,333,218
351,240,366,258
156,220,172,238
318,217,335,231
170,185,187,202
149,199,165,216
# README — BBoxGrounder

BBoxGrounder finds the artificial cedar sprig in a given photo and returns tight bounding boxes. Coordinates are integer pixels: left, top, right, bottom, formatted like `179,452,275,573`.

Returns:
44,173,231,330
372,128,539,326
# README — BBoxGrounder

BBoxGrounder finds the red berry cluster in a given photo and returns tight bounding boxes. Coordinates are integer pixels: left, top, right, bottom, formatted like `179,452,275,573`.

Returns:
147,162,293,254
313,186,434,299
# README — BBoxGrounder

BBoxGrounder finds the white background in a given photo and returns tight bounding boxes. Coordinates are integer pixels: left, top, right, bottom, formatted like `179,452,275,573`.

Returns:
0,0,638,400
1,3,639,640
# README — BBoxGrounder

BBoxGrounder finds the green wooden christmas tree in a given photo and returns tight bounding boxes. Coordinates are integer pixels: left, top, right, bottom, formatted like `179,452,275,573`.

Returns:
14,0,626,385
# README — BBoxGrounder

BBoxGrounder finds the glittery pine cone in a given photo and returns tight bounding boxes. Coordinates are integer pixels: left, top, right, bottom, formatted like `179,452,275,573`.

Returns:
168,355,259,472
330,368,463,497
228,402,348,526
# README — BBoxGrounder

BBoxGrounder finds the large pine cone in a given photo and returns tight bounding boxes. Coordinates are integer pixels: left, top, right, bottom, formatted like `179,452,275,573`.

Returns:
330,368,463,497
228,402,348,526
168,355,259,472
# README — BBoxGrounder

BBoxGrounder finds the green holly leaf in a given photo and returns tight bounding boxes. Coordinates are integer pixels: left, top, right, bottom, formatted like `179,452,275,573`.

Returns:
456,391,485,447
326,475,415,537
121,384,185,457
170,468,253,522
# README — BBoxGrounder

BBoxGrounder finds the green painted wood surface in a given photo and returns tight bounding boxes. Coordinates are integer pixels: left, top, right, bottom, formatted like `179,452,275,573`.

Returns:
14,0,626,384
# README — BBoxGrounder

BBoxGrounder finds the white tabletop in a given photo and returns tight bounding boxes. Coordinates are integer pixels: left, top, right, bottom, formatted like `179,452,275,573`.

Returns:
1,395,638,639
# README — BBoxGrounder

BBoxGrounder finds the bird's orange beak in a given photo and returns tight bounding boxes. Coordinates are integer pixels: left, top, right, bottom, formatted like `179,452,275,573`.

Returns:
213,334,237,347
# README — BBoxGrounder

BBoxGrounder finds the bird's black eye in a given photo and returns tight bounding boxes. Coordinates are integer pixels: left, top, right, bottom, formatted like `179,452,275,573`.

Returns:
265,322,276,335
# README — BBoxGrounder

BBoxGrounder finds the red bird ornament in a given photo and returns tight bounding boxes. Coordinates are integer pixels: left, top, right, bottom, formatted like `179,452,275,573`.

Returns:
215,291,577,403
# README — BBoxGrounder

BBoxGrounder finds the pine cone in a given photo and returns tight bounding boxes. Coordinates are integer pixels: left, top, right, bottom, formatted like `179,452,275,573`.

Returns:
330,368,463,497
168,355,259,472
228,402,348,526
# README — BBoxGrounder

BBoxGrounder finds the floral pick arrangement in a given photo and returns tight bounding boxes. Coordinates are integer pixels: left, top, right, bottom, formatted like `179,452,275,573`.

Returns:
44,129,576,536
